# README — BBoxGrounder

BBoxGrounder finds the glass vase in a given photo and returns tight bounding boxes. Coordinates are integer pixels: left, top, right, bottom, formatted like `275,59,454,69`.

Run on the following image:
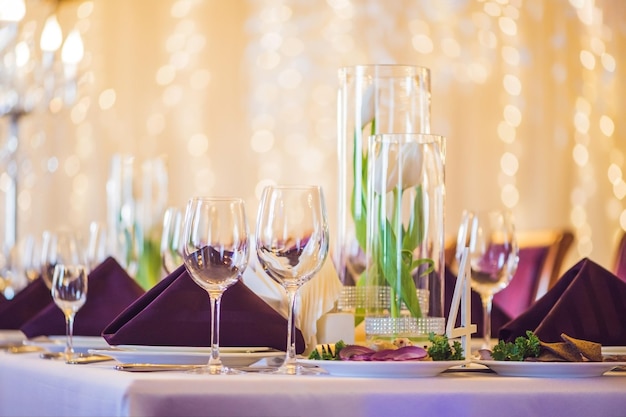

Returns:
364,133,446,344
335,65,431,326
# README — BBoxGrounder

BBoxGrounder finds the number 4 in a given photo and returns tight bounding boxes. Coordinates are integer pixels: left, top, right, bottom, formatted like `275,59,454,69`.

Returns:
446,247,477,358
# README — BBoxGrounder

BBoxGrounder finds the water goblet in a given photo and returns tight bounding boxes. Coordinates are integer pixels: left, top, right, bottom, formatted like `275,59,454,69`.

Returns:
182,197,250,375
51,264,88,361
160,207,184,274
456,209,519,349
255,185,329,375
40,229,86,290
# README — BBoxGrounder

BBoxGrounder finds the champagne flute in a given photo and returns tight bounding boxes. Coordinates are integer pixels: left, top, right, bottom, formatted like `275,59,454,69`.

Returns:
160,207,184,274
51,264,88,361
40,229,85,290
255,185,329,375
456,209,519,349
182,197,250,375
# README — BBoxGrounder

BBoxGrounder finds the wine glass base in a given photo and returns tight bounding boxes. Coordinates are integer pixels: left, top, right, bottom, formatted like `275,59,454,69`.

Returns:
266,362,326,376
187,365,245,375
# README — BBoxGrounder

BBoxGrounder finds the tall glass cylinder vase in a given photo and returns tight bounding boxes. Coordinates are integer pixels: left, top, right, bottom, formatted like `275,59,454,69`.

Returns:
364,133,446,344
335,65,431,326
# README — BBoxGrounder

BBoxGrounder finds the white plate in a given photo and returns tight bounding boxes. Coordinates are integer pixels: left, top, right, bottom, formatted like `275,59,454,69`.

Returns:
601,346,626,356
115,345,275,354
88,347,285,367
0,330,26,344
298,359,468,378
474,360,626,378
23,336,111,354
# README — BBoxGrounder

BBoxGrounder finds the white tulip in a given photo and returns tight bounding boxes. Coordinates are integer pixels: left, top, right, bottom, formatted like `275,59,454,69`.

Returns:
372,141,423,195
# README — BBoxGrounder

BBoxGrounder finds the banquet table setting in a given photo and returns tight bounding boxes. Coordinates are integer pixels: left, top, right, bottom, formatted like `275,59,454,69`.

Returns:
2,2,626,413
1,252,626,417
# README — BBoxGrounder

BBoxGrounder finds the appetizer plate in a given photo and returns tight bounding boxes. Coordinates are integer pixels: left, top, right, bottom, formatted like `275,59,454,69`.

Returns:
23,336,110,354
474,360,626,378
298,359,468,378
115,345,275,354
88,346,285,367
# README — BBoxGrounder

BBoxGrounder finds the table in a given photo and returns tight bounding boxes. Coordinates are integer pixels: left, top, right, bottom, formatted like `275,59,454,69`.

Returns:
1,351,625,417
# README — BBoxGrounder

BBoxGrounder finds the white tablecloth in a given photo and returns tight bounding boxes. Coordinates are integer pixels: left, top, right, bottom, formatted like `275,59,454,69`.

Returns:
1,351,625,417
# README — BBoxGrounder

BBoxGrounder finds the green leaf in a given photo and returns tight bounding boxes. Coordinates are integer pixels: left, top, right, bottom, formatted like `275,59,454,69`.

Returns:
403,186,424,251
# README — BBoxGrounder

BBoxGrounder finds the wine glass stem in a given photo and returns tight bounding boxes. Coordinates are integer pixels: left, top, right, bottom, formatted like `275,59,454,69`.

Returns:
480,294,493,349
208,293,223,371
283,286,298,372
65,313,75,360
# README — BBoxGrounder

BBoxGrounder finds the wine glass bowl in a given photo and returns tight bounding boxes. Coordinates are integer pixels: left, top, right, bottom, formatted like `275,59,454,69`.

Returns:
51,264,88,361
255,185,329,375
456,209,519,349
160,207,184,275
181,197,249,375
40,229,85,290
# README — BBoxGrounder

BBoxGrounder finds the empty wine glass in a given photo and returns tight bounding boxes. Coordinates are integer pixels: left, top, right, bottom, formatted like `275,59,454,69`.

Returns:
182,197,250,375
86,221,109,271
160,207,184,274
255,185,329,375
51,264,88,361
40,229,86,290
456,209,519,349
20,234,41,284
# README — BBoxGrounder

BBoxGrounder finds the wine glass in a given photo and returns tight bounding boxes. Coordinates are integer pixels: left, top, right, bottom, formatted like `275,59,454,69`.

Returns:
86,221,109,271
51,264,88,361
181,197,250,375
20,234,42,284
160,207,184,274
456,209,519,350
255,185,329,375
40,229,86,290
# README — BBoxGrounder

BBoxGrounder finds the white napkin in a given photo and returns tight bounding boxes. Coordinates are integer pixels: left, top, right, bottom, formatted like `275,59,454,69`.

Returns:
241,255,344,352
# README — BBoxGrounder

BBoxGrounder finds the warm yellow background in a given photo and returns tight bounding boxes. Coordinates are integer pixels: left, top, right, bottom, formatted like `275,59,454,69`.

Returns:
2,0,624,276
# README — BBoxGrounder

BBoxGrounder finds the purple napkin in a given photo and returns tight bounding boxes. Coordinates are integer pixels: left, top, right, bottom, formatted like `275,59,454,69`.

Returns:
102,264,306,354
499,258,626,345
20,257,145,338
0,277,51,330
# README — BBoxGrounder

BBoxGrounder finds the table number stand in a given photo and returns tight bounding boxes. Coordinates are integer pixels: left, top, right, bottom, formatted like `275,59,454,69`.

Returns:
445,247,477,359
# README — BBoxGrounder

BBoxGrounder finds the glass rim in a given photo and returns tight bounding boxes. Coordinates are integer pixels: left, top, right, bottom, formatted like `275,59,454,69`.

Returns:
339,64,430,78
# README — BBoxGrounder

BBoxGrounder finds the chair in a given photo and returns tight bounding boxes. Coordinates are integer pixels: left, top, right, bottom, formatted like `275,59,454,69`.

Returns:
493,229,575,321
612,231,626,282
444,228,575,337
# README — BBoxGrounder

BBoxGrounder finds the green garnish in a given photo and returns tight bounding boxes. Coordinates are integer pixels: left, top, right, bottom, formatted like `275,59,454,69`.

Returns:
307,340,347,360
426,333,464,361
491,330,541,361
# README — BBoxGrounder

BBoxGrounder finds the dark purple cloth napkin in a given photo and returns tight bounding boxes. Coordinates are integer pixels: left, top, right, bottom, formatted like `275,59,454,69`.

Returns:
499,258,626,345
20,257,145,338
102,264,305,354
0,277,51,330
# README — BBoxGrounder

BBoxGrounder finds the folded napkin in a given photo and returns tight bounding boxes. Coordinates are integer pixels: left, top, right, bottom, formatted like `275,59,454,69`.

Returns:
102,263,306,353
20,257,145,338
499,258,626,345
0,277,51,330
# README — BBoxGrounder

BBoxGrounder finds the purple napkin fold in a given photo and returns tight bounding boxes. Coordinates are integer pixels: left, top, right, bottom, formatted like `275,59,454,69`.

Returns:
0,277,51,330
102,264,306,354
499,258,626,345
20,257,145,338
